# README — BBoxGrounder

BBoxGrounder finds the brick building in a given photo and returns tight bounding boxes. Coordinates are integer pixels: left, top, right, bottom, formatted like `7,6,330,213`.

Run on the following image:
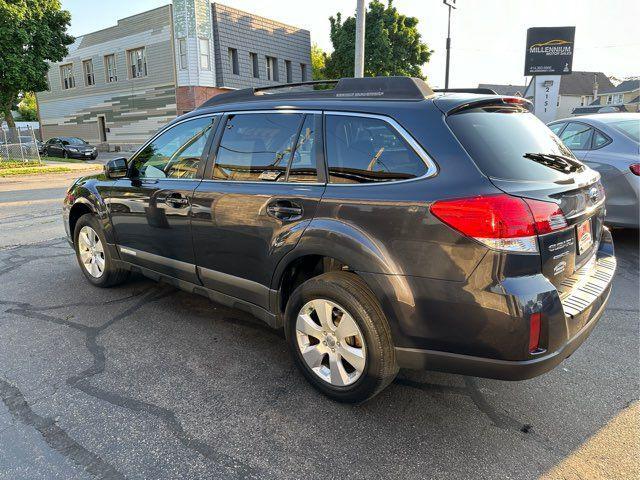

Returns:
36,0,311,149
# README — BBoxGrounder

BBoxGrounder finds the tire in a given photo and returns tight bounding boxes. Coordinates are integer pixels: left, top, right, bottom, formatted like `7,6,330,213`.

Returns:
284,271,398,403
73,213,129,287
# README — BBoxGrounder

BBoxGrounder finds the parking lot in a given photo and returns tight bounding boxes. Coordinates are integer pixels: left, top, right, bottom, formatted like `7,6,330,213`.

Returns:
0,172,638,479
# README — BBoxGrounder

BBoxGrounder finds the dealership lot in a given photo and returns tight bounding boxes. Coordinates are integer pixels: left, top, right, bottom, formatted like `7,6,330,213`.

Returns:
0,173,638,479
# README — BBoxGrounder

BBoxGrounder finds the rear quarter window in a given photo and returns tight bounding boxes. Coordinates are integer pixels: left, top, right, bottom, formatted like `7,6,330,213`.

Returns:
447,108,577,181
325,114,427,184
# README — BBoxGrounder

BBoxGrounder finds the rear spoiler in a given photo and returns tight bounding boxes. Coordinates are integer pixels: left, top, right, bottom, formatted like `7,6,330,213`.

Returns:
446,96,533,115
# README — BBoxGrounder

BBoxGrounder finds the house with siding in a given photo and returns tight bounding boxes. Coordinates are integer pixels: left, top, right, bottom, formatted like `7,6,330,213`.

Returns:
572,79,640,115
523,71,615,120
36,0,311,149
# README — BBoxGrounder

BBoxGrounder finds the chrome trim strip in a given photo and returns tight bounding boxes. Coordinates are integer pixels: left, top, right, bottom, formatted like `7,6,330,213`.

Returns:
564,197,606,219
225,109,320,115
117,246,195,274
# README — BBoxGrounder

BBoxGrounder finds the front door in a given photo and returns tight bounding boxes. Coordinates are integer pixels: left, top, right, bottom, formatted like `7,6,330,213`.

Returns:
190,111,325,309
108,115,217,283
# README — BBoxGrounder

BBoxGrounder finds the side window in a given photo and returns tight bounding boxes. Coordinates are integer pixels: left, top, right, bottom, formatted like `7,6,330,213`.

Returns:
548,123,565,136
287,115,318,182
593,130,610,149
560,122,593,150
131,117,214,179
213,113,303,181
325,115,427,183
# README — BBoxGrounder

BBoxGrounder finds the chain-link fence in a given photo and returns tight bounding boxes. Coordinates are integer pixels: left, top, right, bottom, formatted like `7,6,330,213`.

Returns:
0,127,41,163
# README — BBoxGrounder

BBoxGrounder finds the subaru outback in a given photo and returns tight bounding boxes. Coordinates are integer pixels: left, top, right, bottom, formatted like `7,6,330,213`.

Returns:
63,77,616,403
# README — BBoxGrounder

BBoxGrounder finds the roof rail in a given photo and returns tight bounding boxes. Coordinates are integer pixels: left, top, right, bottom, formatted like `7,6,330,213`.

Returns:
433,88,498,95
198,77,435,109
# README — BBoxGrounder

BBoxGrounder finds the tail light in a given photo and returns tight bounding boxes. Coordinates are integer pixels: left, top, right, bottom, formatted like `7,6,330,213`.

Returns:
529,313,541,352
430,194,567,253
630,163,640,176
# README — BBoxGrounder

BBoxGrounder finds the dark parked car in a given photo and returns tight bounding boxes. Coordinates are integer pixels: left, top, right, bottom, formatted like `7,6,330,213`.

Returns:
44,137,98,160
548,113,639,228
63,77,616,403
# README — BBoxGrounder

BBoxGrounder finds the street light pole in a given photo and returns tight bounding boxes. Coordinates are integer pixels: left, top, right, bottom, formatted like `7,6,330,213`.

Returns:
443,0,457,89
354,0,366,77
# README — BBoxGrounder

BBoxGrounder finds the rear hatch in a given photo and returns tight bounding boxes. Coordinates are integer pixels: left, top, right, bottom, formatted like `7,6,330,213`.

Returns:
443,97,605,288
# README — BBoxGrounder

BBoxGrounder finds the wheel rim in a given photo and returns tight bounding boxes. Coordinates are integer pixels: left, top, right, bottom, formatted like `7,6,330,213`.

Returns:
295,299,367,387
77,226,105,278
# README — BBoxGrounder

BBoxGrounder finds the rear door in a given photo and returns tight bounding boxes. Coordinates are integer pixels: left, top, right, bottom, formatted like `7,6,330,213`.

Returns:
190,111,325,309
558,121,594,161
447,104,605,288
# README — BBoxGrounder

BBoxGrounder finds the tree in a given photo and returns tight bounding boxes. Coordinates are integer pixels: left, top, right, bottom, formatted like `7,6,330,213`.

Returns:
324,0,432,79
17,92,38,121
311,43,327,80
0,0,73,128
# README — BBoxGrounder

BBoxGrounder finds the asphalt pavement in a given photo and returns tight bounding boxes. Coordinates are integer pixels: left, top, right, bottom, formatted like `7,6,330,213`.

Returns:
0,171,638,479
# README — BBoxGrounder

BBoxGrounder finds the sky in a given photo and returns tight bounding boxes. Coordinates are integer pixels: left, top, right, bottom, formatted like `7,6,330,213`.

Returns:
61,0,640,88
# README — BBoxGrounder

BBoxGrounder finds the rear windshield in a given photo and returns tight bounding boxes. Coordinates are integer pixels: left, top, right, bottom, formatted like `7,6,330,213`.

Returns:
448,107,576,181
609,119,639,142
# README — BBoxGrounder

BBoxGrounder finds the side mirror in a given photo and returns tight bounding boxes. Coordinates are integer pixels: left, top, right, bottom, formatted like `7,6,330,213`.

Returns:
104,157,128,179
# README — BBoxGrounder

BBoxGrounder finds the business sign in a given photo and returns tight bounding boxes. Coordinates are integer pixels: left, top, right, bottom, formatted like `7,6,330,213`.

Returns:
524,27,575,75
532,75,561,123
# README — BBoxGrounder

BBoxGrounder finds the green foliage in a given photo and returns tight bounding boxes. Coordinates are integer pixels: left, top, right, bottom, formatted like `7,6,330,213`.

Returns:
0,0,73,127
324,0,432,79
311,43,327,80
0,165,71,177
17,92,38,121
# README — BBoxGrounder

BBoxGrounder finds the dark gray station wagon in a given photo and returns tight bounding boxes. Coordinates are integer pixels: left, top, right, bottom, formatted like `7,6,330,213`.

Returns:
63,77,616,402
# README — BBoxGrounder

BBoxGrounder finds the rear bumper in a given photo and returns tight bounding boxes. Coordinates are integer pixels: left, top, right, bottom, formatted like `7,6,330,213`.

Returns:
395,279,612,380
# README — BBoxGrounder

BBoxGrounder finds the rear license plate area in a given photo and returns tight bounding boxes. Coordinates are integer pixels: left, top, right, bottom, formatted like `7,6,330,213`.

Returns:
576,218,593,255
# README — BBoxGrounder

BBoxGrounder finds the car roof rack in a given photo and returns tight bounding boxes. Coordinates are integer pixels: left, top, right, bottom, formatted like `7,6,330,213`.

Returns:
198,76,435,108
433,88,497,95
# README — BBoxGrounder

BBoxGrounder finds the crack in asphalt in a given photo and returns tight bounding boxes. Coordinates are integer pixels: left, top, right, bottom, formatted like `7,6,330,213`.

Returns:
394,375,567,457
0,378,126,480
2,277,261,478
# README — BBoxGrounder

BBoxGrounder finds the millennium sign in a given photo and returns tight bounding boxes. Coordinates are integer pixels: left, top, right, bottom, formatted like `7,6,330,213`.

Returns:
524,26,575,75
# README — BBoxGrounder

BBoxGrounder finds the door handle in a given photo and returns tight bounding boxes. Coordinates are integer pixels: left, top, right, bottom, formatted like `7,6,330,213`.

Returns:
158,192,190,208
266,201,303,220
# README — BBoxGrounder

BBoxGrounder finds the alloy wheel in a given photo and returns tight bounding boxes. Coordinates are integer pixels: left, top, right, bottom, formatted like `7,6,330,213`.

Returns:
295,299,367,386
78,226,105,278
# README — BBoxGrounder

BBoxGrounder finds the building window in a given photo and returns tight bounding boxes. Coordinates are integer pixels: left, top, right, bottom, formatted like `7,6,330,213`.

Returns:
300,63,307,82
250,52,259,78
613,93,624,104
128,47,147,78
266,56,278,81
606,95,612,105
199,38,210,70
178,38,187,70
105,54,117,82
285,60,292,83
60,64,75,90
228,48,239,75
83,60,95,86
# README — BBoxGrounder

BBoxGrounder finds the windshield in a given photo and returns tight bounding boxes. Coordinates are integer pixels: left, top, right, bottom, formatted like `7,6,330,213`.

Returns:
609,119,640,142
63,137,87,146
448,107,576,181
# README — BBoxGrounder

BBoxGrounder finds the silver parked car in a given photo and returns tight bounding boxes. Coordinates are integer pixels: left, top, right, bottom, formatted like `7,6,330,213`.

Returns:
549,113,639,228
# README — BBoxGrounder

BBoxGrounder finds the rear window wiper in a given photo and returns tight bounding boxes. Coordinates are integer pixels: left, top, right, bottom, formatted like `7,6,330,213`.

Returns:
523,153,584,173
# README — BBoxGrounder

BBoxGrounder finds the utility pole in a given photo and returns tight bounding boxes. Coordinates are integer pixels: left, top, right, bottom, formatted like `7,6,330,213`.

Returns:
443,0,457,89
354,0,366,77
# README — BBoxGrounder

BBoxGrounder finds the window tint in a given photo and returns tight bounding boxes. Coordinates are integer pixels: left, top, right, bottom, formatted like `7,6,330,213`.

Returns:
447,108,576,181
287,115,318,183
560,122,593,150
132,117,213,179
609,119,640,142
593,130,610,149
548,123,565,135
213,113,303,181
325,115,427,184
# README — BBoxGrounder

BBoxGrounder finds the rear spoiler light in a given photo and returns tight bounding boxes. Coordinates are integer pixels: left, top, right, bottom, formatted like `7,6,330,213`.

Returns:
447,96,533,115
